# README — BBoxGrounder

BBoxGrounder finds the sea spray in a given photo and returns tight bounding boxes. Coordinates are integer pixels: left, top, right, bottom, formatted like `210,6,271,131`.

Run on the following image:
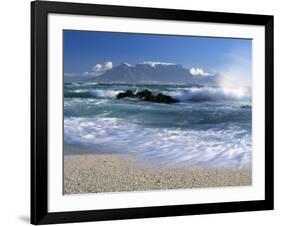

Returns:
64,82,252,169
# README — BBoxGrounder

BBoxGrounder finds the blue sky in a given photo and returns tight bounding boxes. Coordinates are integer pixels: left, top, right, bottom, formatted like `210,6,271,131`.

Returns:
64,30,252,80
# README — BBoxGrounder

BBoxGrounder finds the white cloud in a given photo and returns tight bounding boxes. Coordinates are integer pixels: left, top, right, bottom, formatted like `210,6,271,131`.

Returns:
93,63,103,72
104,61,113,70
142,61,176,67
86,61,113,76
93,61,113,73
190,67,211,76
122,63,134,67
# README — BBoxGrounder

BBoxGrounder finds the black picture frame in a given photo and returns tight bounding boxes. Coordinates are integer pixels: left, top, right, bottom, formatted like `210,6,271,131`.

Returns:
31,0,274,224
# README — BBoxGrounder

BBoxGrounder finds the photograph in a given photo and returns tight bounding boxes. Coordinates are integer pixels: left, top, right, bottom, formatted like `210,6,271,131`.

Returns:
30,1,273,224
63,30,252,194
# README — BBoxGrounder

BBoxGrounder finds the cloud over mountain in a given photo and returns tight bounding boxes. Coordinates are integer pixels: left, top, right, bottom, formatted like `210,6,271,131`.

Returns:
92,61,113,73
64,61,221,84
91,62,218,85
82,61,114,77
190,67,211,76
142,61,177,67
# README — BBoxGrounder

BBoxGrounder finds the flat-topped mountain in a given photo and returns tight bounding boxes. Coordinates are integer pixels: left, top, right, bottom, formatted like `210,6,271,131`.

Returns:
64,62,221,85
91,62,220,85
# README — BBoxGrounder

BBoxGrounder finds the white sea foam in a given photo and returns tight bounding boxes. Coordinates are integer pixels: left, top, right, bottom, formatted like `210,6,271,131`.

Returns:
166,87,251,102
73,89,87,93
68,89,121,98
90,90,120,98
64,117,251,169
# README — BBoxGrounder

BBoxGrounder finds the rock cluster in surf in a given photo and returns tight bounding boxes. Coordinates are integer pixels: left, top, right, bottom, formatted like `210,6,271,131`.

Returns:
117,89,179,104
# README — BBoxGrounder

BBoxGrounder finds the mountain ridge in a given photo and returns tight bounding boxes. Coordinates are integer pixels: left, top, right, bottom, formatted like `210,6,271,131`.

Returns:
65,62,221,85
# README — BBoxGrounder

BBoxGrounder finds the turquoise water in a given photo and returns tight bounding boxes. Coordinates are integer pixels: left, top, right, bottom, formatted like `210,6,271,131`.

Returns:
64,83,252,169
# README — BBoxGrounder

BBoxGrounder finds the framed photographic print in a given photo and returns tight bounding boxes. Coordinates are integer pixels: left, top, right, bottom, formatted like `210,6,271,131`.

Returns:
31,0,274,224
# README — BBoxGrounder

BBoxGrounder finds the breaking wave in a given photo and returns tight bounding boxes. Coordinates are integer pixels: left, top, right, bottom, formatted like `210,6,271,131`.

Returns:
64,89,121,99
65,85,251,103
166,87,251,102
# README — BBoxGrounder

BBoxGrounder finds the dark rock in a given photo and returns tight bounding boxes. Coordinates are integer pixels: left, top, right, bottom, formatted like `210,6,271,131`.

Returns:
116,89,179,104
116,90,135,99
136,89,155,101
241,105,251,109
155,93,179,103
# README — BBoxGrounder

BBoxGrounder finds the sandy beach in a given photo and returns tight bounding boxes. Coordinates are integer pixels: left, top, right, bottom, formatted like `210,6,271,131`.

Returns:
64,154,251,194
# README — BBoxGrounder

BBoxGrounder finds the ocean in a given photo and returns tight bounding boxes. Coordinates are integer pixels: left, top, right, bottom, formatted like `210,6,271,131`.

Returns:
64,83,252,169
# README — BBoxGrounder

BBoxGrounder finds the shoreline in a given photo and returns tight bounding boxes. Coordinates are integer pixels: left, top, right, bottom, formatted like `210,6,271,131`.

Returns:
64,154,252,194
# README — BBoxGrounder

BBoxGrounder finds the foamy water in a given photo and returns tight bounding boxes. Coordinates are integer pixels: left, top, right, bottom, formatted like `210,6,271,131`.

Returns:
64,83,252,169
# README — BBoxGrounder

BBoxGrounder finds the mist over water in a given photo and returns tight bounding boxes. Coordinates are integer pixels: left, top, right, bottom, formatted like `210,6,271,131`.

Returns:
64,82,252,169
